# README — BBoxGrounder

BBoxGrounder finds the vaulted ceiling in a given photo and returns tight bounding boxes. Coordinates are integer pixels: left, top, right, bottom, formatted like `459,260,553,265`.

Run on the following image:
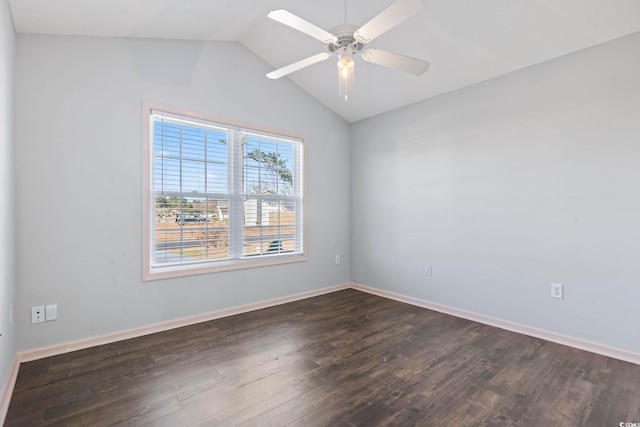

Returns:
8,0,640,122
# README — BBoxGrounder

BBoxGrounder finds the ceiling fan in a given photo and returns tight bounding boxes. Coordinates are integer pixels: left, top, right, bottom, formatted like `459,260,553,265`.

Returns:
266,0,430,101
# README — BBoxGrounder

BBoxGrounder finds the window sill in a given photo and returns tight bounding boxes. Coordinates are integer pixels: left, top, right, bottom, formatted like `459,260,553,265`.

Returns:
143,253,307,281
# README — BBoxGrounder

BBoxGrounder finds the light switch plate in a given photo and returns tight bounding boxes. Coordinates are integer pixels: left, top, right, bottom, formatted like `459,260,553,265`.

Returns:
46,304,58,321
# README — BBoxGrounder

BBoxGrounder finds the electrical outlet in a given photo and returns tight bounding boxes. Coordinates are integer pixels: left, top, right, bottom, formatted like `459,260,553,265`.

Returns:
31,306,45,323
425,265,432,276
335,255,341,265
551,283,563,299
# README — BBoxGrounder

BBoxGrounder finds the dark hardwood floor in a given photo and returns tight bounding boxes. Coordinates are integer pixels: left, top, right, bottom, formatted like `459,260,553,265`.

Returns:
5,289,640,426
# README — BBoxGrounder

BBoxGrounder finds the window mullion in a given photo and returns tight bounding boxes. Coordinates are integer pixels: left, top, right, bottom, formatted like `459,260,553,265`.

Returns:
204,130,209,260
294,143,303,253
228,130,244,259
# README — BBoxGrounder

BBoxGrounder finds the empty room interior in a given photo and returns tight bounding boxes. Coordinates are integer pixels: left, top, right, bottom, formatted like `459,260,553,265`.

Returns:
1,0,640,425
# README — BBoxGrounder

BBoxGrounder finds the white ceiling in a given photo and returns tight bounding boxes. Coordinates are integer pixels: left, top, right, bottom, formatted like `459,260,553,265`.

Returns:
8,0,640,122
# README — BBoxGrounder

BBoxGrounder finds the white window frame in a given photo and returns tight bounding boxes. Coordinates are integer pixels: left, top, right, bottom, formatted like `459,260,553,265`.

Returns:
142,102,306,280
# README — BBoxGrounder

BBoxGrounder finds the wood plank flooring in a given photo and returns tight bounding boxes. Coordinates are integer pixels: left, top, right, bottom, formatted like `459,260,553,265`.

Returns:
5,289,640,426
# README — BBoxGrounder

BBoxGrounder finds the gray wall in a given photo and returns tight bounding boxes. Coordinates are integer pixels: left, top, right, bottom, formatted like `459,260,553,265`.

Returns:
12,27,640,357
0,0,16,394
15,35,351,351
350,32,640,352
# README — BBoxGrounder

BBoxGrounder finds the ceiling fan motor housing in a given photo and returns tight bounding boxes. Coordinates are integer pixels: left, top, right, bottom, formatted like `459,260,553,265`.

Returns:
328,24,364,55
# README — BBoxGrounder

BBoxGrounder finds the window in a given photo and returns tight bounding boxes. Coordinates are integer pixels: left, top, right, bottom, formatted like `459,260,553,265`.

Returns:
143,104,305,280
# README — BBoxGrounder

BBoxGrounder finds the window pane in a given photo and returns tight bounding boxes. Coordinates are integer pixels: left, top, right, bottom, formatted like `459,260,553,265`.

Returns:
242,198,298,256
153,157,180,193
206,162,228,194
152,196,230,265
243,136,295,197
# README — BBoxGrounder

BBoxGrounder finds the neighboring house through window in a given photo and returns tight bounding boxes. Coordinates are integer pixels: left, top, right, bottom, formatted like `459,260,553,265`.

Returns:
143,103,305,280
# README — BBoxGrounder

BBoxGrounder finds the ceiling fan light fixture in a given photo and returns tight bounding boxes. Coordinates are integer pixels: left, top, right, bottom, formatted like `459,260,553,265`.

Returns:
337,53,355,102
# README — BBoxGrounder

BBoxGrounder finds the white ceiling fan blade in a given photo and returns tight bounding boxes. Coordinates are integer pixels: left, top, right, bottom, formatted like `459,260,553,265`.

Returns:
354,0,424,44
361,48,430,75
267,52,332,79
268,10,338,44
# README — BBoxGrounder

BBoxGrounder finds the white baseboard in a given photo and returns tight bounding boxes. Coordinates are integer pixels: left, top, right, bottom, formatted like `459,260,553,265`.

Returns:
18,283,350,363
0,355,20,425
7,279,638,421
351,283,640,366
